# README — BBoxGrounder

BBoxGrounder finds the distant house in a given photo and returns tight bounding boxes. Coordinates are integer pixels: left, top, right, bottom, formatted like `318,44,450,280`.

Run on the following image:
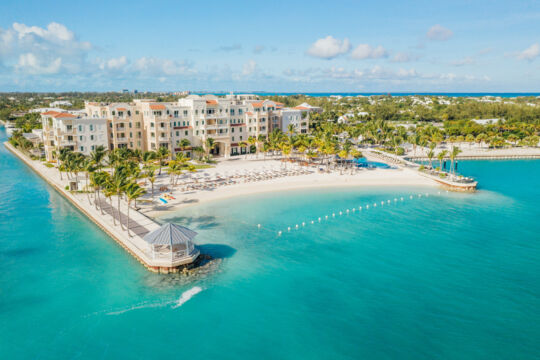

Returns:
471,118,501,125
49,100,73,108
293,102,323,114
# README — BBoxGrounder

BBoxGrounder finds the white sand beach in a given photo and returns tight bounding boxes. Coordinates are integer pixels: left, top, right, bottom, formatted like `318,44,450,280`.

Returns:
141,157,437,218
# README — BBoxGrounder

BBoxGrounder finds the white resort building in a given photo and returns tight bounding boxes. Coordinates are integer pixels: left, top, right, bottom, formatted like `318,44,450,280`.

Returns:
41,94,321,161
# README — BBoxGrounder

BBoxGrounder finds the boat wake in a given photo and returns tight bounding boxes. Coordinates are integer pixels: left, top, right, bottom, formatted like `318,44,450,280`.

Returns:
107,301,169,315
172,286,203,308
104,286,203,315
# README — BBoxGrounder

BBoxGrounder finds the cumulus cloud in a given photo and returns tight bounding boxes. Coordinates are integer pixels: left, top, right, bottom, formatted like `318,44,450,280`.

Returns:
306,36,351,59
426,25,453,41
0,21,92,75
242,60,257,76
351,44,388,60
16,53,62,74
99,56,128,71
132,57,194,76
391,52,411,63
516,43,540,61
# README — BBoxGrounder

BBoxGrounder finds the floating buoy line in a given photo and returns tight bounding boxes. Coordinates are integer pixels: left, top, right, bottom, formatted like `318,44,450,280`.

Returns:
253,191,446,237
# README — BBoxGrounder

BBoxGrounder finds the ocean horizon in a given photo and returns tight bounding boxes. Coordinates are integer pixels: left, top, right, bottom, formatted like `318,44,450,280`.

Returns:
193,92,540,98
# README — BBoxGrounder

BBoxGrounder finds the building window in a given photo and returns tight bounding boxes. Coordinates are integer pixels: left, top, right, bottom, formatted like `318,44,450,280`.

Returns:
80,146,84,151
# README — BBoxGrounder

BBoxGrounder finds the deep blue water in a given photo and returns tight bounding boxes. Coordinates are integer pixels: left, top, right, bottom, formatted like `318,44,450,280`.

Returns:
1,125,539,359
196,92,540,98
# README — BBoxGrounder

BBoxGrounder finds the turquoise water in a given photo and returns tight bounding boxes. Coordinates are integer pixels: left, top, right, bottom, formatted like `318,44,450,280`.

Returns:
1,126,539,359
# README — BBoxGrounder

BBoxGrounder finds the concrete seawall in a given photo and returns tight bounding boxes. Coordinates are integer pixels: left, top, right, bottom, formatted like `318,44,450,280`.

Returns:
4,142,198,273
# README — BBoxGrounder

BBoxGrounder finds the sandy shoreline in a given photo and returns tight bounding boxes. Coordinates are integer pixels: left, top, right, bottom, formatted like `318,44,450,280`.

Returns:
141,159,437,218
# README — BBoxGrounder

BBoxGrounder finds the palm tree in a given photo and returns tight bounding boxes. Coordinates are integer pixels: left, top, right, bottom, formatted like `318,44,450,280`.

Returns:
156,146,170,175
147,169,156,198
204,137,215,159
124,183,146,237
449,146,461,176
427,149,435,169
90,145,106,170
110,168,129,230
247,136,257,158
177,138,191,158
437,150,447,172
90,171,108,215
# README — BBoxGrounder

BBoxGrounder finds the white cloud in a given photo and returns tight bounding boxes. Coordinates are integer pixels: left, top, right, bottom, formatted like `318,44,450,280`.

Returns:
132,57,194,76
391,52,411,63
306,36,351,59
426,25,453,41
351,44,388,60
242,60,257,76
16,53,62,74
451,56,475,66
516,43,540,61
99,56,128,71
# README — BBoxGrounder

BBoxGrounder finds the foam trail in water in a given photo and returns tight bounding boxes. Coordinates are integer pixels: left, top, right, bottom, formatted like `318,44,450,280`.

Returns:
107,301,171,315
172,286,203,308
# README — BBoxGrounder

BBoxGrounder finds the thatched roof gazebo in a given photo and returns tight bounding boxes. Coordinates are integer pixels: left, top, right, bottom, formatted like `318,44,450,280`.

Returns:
143,223,200,265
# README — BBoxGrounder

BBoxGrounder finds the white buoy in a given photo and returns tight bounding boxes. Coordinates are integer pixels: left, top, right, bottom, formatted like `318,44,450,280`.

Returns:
295,224,299,229
325,215,328,219
401,197,404,201
332,213,335,217
339,211,342,215
410,195,413,199
425,193,429,197
387,200,391,204
346,209,349,213
359,206,362,210
381,201,384,205
278,231,282,236
311,220,314,224
438,191,441,195
374,203,377,207
287,227,291,231
318,217,321,222
302,222,305,227
418,194,422,198
366,205,369,209
352,208,355,212
394,198,397,202
257,224,261,228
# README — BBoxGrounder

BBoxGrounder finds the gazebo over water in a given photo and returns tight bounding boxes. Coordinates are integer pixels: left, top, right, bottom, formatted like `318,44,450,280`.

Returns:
143,223,200,265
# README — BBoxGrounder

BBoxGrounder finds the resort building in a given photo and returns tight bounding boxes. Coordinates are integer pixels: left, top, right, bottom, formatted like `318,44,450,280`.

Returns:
40,94,317,160
41,111,108,161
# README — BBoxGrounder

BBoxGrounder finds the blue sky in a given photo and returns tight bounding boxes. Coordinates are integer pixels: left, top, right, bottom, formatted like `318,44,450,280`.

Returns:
0,0,539,92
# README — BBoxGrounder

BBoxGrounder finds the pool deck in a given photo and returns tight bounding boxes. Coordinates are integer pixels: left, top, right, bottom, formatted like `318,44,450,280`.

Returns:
4,142,199,273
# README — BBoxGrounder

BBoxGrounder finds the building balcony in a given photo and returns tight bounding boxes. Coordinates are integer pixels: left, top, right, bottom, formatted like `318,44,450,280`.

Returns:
116,137,128,142
59,140,76,146
158,136,169,142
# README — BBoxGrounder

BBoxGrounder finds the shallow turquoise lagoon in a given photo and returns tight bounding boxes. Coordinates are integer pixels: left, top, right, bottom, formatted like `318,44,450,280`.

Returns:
1,126,539,359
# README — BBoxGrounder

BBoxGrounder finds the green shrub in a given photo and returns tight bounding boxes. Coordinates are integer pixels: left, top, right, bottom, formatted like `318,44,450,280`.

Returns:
65,185,69,190
396,147,405,155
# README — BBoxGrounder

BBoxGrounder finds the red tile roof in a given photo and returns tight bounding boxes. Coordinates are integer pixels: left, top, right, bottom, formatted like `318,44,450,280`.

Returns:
294,106,310,110
206,100,218,105
42,111,60,116
150,104,166,110
54,113,77,118
116,107,127,111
